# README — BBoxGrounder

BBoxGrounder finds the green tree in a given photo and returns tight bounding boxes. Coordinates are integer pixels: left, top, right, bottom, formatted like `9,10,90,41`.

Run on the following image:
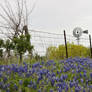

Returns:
13,34,33,64
3,39,14,57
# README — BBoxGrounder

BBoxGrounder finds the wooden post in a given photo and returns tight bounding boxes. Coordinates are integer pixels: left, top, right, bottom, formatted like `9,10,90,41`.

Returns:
64,30,68,58
89,34,92,58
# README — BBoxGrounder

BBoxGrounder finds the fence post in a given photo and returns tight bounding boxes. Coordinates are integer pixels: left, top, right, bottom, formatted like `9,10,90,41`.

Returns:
89,34,92,58
64,30,68,58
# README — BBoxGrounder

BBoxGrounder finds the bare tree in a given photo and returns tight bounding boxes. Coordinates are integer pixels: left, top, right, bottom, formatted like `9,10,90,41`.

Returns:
0,0,36,39
0,0,36,60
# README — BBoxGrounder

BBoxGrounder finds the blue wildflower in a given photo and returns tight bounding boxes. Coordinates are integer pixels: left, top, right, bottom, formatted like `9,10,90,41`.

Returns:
19,80,23,85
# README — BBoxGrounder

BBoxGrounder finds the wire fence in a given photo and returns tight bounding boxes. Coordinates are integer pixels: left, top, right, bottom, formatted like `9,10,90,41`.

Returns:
29,30,90,56
0,30,90,56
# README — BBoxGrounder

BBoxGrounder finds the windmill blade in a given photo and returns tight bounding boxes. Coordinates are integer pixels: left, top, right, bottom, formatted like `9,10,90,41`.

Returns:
83,30,88,34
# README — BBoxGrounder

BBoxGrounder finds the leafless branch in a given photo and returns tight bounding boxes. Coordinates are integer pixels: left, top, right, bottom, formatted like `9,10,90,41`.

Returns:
0,0,35,39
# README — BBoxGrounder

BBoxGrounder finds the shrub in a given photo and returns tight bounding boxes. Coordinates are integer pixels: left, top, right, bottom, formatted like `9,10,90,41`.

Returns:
46,42,90,60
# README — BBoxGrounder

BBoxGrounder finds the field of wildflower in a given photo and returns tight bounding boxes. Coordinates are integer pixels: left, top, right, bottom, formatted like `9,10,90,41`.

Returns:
0,57,92,92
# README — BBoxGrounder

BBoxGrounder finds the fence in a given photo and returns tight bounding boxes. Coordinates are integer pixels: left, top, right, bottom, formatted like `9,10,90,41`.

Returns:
29,30,90,56
0,30,90,57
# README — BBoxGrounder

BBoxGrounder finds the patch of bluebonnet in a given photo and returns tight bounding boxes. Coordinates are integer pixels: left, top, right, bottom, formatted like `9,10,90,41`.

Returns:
0,57,91,92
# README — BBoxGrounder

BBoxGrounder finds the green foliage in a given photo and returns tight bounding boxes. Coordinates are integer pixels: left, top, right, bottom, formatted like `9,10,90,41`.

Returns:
0,34,33,64
46,46,58,60
3,39,15,57
4,39,14,52
4,39,15,50
0,39,4,47
0,49,3,58
67,42,90,58
13,35,28,54
46,42,90,60
33,53,46,61
13,34,33,63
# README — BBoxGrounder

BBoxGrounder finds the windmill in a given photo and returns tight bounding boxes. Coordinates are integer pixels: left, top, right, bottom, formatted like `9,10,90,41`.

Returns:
73,27,88,45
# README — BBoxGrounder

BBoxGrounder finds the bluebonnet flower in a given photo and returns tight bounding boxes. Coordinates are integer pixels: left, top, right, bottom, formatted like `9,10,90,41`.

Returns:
80,79,84,83
27,84,32,88
79,73,82,77
38,89,41,92
31,68,35,74
89,85,92,89
41,61,44,65
6,88,10,92
55,77,60,82
57,71,60,74
32,62,40,68
23,62,26,65
90,72,92,78
25,72,31,78
5,83,10,89
60,75,64,82
86,80,89,85
3,77,8,83
14,84,18,90
49,89,53,92
63,74,68,80
58,88,62,92
83,73,87,77
0,73,2,78
39,65,43,68
75,86,81,92
0,58,91,91
83,89,86,92
69,81,74,88
0,81,3,88
24,66,28,73
38,75,43,81
72,70,75,73
60,70,62,73
19,80,23,85
51,79,55,87
56,83,62,88
33,84,37,89
18,66,24,72
65,84,69,92
51,73,56,77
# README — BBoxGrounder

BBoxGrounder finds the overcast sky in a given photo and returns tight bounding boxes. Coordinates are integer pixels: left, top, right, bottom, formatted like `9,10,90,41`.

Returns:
0,0,92,35
29,0,92,35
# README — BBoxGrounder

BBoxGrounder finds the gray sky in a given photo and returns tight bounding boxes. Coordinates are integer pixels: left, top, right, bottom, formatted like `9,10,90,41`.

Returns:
30,0,92,35
0,0,92,35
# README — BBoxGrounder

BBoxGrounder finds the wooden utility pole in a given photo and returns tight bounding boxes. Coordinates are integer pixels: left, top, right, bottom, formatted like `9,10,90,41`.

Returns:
89,34,92,58
64,30,68,58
